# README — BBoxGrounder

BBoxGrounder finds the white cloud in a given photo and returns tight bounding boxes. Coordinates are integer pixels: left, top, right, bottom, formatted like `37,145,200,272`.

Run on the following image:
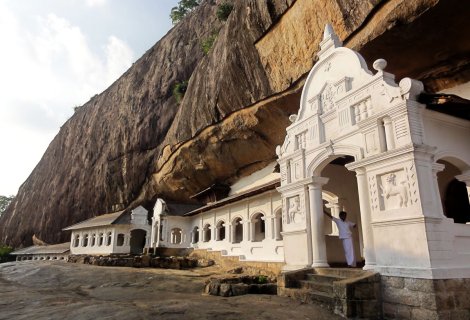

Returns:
0,4,134,195
86,0,107,7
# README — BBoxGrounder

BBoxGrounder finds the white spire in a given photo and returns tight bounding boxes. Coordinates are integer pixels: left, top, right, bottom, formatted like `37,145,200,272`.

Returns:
318,23,342,59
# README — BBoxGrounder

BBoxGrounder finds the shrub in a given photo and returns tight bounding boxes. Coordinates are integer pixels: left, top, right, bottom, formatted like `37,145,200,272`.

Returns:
217,2,234,21
173,81,189,103
201,33,217,54
170,0,201,25
0,245,13,263
256,275,268,284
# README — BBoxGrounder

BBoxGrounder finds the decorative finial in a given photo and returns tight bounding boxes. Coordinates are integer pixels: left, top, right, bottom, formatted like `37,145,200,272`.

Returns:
318,23,342,57
373,59,387,72
323,24,334,40
289,114,297,123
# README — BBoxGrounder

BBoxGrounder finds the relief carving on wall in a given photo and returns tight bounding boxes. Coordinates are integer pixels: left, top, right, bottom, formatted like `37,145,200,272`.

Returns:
320,84,334,112
287,196,303,224
368,175,379,212
379,171,409,210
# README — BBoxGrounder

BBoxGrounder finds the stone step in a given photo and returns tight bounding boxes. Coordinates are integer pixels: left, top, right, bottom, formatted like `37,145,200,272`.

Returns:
299,280,333,294
314,267,366,278
305,273,343,284
280,287,335,308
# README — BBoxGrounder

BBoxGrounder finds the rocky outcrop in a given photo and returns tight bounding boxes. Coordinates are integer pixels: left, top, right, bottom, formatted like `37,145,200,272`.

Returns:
1,0,469,247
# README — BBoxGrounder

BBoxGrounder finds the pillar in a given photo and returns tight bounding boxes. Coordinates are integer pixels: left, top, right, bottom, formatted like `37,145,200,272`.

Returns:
355,168,376,268
456,170,470,203
308,177,329,267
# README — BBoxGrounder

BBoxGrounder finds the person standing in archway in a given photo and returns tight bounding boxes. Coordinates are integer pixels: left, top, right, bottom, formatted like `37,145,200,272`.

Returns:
324,210,357,267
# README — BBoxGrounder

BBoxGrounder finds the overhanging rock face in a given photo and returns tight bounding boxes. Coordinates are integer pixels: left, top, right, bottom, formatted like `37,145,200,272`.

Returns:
1,0,469,247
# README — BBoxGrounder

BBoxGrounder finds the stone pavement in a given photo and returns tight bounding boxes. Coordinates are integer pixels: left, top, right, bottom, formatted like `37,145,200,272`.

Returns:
0,261,342,320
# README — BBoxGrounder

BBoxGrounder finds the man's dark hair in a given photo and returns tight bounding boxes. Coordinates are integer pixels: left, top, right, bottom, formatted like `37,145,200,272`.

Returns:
339,211,347,217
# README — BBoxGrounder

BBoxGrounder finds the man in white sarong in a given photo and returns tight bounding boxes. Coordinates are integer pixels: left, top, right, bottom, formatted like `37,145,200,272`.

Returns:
324,210,357,267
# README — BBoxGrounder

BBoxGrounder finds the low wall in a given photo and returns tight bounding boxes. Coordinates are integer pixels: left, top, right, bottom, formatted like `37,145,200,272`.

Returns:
382,276,470,319
190,249,284,277
152,247,194,257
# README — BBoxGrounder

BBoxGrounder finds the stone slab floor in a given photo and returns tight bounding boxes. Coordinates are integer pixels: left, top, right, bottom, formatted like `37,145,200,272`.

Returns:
0,261,341,320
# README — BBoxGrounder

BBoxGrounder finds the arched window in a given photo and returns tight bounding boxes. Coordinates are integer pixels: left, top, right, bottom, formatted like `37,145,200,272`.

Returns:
73,234,80,247
192,226,199,244
91,233,96,246
117,234,125,246
170,228,183,244
203,224,211,242
216,220,225,241
232,217,243,244
106,232,112,246
251,213,265,242
82,234,89,247
98,233,104,246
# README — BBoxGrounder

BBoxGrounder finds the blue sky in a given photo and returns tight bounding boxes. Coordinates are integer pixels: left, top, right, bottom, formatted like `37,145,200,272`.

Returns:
0,0,179,195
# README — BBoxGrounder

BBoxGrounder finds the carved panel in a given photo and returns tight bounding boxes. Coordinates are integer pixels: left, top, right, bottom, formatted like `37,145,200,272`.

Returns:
368,175,379,212
295,131,307,150
365,130,379,154
394,117,408,140
286,195,304,224
338,108,351,129
352,98,372,123
378,170,409,210
405,162,419,205
280,164,287,183
320,84,335,112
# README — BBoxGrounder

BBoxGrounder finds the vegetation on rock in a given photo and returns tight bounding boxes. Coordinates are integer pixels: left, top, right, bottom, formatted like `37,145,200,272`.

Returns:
216,2,233,21
173,81,189,103
170,0,201,24
201,32,218,54
0,195,14,217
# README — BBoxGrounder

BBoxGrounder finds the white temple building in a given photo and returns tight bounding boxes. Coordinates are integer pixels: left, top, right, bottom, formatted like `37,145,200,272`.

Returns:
148,25,470,280
63,206,151,255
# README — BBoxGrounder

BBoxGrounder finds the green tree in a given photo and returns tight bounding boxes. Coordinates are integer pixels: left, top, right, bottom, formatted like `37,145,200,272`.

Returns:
0,195,14,217
170,0,201,25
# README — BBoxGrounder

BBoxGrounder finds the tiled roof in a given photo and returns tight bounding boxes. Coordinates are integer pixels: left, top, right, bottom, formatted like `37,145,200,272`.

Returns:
62,211,125,231
10,242,70,255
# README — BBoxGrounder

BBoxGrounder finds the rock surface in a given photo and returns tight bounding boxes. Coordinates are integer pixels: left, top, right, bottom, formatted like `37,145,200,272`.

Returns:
0,261,342,320
1,0,470,247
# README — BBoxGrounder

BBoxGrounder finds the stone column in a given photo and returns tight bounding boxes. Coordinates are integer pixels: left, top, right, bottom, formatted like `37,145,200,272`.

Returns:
456,170,470,203
308,177,330,267
355,168,376,268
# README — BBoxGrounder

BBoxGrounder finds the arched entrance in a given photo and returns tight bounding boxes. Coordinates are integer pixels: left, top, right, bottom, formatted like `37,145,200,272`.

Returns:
130,229,147,254
437,158,470,223
318,156,364,267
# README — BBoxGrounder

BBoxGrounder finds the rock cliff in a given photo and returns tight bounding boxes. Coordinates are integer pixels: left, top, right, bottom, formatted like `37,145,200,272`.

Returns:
1,0,469,247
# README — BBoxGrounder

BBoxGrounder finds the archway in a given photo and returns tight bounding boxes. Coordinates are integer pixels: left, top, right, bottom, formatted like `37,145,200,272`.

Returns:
274,208,283,240
170,228,183,244
130,229,147,254
232,217,243,243
203,224,211,242
251,213,265,242
313,155,364,268
216,220,225,241
192,226,199,244
437,159,470,223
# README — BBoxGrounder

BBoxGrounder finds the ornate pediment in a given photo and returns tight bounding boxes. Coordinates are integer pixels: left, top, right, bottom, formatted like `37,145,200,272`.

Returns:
277,24,423,160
